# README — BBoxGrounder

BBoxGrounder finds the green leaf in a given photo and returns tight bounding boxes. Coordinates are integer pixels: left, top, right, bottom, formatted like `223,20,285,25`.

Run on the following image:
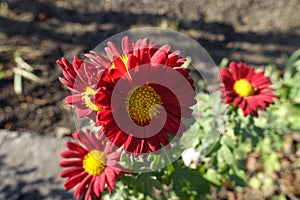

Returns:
14,56,33,71
203,168,221,186
135,173,162,198
272,194,287,200
216,150,229,173
204,141,221,157
102,181,129,200
249,177,261,189
286,48,300,73
182,56,192,68
219,57,229,68
13,67,42,83
262,176,274,189
13,73,22,94
0,45,15,52
166,162,175,175
180,119,200,149
221,134,236,149
231,167,247,186
170,168,210,199
264,152,281,173
292,59,300,69
150,154,161,171
219,145,234,165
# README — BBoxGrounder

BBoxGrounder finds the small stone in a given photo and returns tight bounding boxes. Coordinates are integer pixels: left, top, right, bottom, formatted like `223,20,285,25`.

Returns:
55,126,71,138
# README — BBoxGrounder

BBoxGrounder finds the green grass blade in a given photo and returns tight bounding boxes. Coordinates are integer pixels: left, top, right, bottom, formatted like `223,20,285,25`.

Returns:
13,73,22,94
13,67,42,83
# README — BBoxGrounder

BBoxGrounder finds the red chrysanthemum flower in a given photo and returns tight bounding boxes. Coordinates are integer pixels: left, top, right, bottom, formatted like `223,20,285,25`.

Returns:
57,54,106,120
95,36,196,154
59,129,123,200
218,61,276,117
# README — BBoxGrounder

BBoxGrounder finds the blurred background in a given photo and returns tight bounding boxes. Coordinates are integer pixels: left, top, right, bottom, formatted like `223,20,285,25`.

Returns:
0,0,299,136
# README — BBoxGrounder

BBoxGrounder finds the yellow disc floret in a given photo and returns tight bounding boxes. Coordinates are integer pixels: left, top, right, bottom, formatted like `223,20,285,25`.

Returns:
82,87,102,111
233,79,255,97
83,150,106,176
126,85,162,125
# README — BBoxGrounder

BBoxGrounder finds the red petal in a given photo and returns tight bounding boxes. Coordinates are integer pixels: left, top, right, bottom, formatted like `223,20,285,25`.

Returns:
64,170,87,190
66,141,88,154
156,131,170,146
109,131,128,148
85,51,111,68
229,62,238,80
105,167,116,193
59,160,82,167
233,96,243,106
60,150,84,159
59,77,73,88
84,176,96,200
122,36,134,54
74,174,92,199
105,42,122,61
60,167,83,178
237,62,249,78
146,136,160,152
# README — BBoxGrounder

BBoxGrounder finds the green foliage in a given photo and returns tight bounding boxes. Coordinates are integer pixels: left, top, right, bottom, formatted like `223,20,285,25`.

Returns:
135,173,162,197
170,167,210,199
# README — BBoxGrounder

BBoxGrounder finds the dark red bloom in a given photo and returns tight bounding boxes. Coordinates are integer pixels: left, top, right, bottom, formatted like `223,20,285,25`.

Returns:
95,37,196,154
219,61,276,117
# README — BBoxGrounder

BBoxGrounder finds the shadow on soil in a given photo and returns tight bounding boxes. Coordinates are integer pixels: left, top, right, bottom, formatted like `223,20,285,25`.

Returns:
0,153,72,200
1,0,299,65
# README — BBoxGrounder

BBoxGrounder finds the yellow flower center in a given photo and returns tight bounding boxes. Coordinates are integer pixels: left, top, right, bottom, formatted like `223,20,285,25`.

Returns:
126,85,162,126
82,150,106,176
82,87,102,111
233,79,255,97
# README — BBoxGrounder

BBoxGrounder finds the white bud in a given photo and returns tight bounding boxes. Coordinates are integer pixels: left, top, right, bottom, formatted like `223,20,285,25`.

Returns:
181,148,201,167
